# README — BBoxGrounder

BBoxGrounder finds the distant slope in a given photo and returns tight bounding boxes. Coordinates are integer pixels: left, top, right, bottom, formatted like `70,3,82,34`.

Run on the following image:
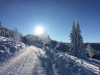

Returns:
52,40,100,60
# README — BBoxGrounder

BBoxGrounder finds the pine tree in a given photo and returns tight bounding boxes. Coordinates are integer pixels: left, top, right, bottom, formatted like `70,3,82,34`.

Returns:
69,20,87,58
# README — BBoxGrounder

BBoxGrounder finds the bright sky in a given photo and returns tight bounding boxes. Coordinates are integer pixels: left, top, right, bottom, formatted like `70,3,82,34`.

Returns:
0,0,100,43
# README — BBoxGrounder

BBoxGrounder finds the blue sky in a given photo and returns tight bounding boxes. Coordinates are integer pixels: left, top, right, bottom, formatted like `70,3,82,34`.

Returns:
0,0,100,43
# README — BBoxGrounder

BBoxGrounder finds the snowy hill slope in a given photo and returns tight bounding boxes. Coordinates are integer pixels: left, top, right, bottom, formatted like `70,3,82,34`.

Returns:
0,37,25,61
60,53,100,74
0,44,100,75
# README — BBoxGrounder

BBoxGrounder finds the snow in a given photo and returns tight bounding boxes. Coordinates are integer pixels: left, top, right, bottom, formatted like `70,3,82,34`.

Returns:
0,37,100,75
70,21,86,57
0,46,45,75
0,37,25,61
64,53,100,74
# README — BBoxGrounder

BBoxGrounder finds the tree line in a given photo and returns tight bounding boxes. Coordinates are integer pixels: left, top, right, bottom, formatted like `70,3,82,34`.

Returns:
0,21,100,59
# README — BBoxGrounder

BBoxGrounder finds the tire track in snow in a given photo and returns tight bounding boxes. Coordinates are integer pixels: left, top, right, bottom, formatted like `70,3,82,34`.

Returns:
0,46,45,75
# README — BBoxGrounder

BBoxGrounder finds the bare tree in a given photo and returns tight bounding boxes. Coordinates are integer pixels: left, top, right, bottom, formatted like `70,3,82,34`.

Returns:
86,44,94,59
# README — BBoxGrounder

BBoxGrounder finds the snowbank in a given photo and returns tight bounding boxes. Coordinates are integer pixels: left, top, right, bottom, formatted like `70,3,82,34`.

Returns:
0,37,25,61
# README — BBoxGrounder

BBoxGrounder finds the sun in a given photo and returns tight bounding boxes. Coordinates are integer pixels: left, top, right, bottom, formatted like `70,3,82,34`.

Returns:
35,26,44,35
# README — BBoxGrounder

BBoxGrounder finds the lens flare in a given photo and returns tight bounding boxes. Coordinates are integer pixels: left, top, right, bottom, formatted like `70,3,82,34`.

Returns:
54,42,60,50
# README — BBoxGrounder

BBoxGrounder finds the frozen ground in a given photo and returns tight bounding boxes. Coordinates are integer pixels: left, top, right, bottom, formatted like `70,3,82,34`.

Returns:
0,37,25,61
0,37,100,75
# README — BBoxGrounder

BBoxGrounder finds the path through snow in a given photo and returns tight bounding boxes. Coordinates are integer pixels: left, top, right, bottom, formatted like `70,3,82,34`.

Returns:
0,45,99,75
0,46,45,75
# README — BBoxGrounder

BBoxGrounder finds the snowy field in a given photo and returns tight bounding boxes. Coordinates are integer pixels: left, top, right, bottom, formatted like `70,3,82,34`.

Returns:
0,37,100,75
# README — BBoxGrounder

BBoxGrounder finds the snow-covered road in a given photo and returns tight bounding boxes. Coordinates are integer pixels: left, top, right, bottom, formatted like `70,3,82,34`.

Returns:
0,46,45,75
0,45,100,75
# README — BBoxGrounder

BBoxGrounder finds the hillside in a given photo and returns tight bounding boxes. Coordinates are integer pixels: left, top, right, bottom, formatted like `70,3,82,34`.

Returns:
0,25,100,60
0,37,25,61
0,25,100,75
0,43,100,75
52,40,100,60
0,37,99,75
